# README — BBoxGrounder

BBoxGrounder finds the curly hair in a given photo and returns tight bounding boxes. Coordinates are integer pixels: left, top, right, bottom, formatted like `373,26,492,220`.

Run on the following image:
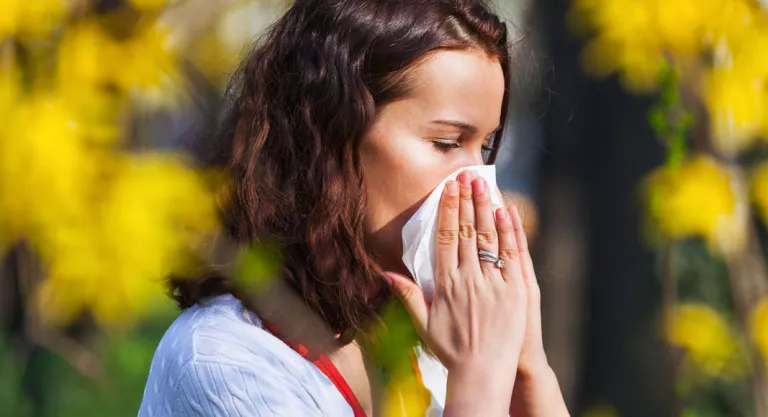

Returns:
173,0,512,340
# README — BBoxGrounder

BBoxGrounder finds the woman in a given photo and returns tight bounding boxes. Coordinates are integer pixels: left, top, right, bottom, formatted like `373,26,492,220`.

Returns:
139,0,569,415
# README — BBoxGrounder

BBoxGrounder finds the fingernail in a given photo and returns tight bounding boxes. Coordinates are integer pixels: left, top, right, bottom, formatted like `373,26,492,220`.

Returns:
458,171,471,185
472,179,486,194
446,181,458,195
497,207,507,219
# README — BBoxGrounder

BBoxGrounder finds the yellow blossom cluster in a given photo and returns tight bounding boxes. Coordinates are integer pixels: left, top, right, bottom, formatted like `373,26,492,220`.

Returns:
0,74,220,325
0,8,221,326
57,19,182,110
751,298,768,364
704,27,768,157
572,0,759,91
643,156,746,257
129,0,175,12
667,303,743,377
0,0,69,39
573,0,768,157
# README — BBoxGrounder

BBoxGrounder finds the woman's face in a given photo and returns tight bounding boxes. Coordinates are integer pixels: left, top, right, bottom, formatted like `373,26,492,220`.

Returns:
360,49,505,275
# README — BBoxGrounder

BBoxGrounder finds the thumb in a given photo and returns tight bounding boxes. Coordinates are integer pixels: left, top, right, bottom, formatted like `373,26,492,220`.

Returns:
383,272,429,334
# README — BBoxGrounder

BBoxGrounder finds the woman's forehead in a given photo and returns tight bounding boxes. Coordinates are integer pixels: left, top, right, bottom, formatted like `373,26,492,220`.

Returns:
402,49,505,132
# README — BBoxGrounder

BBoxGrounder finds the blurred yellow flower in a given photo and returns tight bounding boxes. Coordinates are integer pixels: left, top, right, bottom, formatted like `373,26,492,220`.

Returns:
580,37,662,93
644,156,746,257
0,62,20,111
0,95,101,239
0,1,219,328
574,0,662,92
705,68,768,156
0,0,68,38
117,22,184,108
57,19,182,109
57,21,123,90
129,0,174,12
34,154,219,326
0,88,217,326
749,162,768,226
653,0,709,56
702,25,768,156
751,298,768,364
382,371,431,417
707,0,765,46
572,0,768,92
667,303,742,377
0,63,21,250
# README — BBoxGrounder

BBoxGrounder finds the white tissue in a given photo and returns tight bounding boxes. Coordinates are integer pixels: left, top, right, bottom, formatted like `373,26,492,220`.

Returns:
401,165,504,301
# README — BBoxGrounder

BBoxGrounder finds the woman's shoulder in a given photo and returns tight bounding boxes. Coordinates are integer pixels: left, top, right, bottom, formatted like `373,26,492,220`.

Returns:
138,294,352,416
147,293,312,381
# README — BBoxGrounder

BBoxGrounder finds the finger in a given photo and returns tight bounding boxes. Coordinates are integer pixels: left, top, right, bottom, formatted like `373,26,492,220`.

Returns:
457,171,479,269
496,205,523,284
435,180,460,275
384,272,429,336
472,177,499,278
510,205,535,286
511,205,541,316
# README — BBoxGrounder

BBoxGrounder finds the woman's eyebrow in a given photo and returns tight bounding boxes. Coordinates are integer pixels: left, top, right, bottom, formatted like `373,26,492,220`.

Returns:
430,119,476,133
430,119,502,136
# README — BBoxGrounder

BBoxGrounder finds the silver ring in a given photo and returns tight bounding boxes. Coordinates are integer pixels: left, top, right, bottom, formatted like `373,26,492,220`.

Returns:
478,250,505,269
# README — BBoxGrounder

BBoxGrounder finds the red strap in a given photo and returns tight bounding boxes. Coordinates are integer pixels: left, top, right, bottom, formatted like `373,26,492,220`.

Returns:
264,324,367,417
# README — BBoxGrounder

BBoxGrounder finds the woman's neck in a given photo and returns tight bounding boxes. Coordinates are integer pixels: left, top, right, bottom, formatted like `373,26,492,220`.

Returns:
327,339,383,416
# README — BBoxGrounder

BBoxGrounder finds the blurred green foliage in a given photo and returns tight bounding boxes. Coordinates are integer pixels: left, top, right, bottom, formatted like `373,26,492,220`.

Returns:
0,314,175,417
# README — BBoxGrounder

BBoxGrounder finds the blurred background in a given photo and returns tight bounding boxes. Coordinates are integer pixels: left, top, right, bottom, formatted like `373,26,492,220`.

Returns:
2,0,768,416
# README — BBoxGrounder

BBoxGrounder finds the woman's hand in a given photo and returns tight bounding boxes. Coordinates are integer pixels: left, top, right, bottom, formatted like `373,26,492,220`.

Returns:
505,207,570,417
385,171,528,416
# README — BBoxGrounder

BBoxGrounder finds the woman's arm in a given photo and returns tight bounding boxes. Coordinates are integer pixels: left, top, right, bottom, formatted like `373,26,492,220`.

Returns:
506,207,570,417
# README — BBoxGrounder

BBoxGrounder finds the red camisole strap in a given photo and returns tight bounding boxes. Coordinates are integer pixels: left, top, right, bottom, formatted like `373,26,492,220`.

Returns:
264,324,367,417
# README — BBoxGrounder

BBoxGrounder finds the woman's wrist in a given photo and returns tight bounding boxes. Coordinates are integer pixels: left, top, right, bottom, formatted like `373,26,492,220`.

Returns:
445,359,517,417
510,362,570,417
516,354,552,381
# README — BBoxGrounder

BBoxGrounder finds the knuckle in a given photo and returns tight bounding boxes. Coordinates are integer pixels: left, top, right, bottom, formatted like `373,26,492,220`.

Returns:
442,196,459,211
474,193,490,205
476,230,496,245
500,248,518,260
460,185,473,200
459,224,476,239
437,229,458,246
496,220,512,233
438,276,456,295
444,200,459,211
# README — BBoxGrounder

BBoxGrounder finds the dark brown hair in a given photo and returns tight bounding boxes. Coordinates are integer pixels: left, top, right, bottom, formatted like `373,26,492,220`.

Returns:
173,0,512,339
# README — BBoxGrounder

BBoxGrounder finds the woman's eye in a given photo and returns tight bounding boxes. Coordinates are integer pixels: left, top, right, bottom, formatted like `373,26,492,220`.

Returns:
431,140,460,153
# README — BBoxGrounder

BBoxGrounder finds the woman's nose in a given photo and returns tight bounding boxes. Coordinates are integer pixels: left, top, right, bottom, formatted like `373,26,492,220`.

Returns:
463,149,485,167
